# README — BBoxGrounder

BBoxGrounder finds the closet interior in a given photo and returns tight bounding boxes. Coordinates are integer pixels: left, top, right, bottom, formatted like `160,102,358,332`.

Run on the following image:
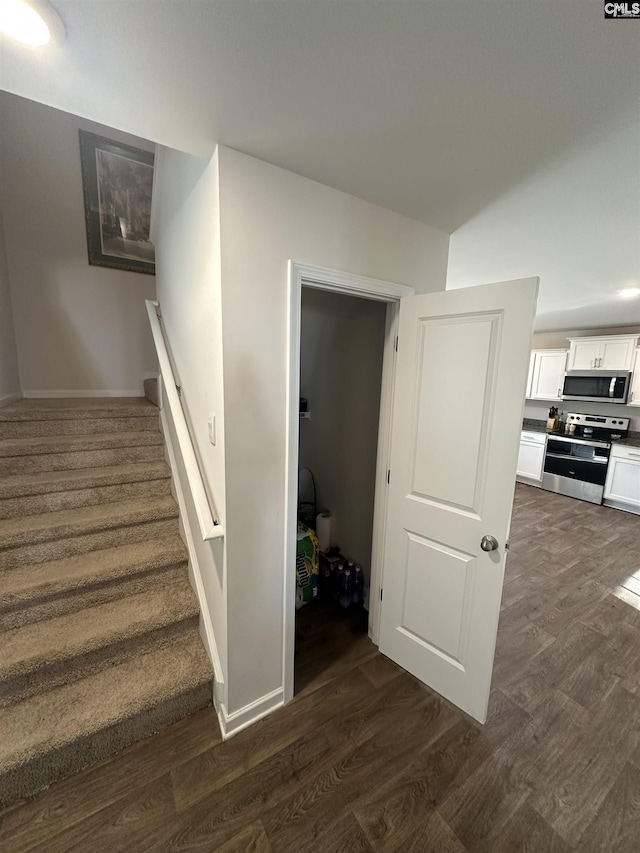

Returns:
294,286,388,695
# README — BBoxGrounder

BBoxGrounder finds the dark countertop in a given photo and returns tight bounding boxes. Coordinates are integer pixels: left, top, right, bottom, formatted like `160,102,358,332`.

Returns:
522,419,640,447
614,436,640,448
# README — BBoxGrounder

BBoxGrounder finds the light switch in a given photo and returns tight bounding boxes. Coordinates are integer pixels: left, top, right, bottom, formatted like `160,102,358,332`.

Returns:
208,413,216,446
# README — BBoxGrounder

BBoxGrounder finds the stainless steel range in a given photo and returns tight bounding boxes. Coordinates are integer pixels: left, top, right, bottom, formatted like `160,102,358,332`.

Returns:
541,413,629,504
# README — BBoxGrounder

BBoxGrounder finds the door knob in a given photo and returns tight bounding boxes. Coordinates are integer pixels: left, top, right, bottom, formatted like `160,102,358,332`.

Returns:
480,535,499,552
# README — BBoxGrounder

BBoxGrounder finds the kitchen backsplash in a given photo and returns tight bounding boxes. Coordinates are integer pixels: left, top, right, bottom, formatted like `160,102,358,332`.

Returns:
523,399,640,432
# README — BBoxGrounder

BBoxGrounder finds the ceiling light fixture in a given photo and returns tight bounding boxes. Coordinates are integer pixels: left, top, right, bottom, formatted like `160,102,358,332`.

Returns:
619,287,640,299
0,0,63,47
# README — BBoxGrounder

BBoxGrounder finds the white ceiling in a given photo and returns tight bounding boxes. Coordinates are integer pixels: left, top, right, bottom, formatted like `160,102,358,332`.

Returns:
1,0,639,328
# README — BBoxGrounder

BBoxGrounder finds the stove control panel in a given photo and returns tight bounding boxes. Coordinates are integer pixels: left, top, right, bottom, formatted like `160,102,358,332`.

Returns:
566,413,629,430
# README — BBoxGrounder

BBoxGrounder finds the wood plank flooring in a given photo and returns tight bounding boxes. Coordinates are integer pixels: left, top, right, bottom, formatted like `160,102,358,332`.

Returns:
3,484,640,851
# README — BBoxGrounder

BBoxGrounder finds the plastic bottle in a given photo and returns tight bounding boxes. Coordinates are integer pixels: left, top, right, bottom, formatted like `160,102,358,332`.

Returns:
334,561,345,601
353,565,364,607
339,567,352,609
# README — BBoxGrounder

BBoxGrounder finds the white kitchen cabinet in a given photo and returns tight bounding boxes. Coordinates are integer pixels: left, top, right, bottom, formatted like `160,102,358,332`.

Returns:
527,350,567,400
567,335,637,371
628,349,640,406
516,431,546,484
568,339,602,371
604,445,640,513
600,338,637,370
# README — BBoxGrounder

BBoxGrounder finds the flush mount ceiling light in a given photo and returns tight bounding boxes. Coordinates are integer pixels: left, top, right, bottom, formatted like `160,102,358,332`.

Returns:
0,0,64,47
619,287,640,299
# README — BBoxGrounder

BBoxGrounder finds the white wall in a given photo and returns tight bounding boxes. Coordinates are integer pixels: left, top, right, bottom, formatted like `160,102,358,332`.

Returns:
218,145,449,715
0,213,21,406
299,288,387,585
151,146,227,694
525,325,640,431
446,109,640,332
530,326,640,351
0,92,157,396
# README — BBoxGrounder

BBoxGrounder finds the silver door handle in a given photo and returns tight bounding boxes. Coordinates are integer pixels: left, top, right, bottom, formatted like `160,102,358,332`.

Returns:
481,535,499,552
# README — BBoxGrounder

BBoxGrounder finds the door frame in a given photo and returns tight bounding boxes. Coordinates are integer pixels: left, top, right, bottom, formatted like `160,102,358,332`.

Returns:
284,261,414,703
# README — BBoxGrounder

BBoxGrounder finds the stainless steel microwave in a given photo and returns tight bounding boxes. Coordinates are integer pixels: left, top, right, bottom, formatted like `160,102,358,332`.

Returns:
561,370,631,404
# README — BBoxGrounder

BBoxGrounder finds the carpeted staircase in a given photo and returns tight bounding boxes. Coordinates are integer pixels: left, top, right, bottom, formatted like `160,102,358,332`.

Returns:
0,397,213,806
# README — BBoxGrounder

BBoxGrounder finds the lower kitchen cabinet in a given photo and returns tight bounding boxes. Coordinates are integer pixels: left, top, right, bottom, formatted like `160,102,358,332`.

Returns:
604,445,640,513
516,431,546,484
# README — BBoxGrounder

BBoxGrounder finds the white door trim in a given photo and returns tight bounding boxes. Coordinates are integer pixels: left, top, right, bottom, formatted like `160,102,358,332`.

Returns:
284,261,414,703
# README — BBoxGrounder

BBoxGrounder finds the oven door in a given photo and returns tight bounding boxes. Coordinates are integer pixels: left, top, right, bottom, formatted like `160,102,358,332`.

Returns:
562,371,631,404
542,435,610,504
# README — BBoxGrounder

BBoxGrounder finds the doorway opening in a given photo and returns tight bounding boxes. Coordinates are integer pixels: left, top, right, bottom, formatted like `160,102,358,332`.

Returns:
294,287,386,695
284,263,414,703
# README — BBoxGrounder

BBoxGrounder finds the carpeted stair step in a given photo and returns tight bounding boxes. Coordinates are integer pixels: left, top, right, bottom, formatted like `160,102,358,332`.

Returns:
0,536,188,630
0,432,164,459
0,470,171,520
0,496,180,570
0,416,160,439
0,631,213,806
0,579,200,706
0,460,171,502
0,432,165,477
0,397,158,423
0,445,166,477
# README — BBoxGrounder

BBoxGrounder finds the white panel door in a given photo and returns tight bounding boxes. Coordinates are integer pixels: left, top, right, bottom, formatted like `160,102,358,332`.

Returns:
379,278,538,723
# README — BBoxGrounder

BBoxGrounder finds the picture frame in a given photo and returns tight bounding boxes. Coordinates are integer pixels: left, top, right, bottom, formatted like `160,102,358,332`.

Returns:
79,130,155,275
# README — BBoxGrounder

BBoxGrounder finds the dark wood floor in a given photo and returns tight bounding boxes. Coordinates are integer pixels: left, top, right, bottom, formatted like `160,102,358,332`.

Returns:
3,483,640,852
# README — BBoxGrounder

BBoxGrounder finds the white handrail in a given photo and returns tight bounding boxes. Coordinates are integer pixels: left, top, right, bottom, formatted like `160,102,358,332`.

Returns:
146,299,224,541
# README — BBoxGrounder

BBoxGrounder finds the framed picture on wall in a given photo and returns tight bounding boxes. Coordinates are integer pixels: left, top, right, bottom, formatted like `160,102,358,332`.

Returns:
79,130,155,275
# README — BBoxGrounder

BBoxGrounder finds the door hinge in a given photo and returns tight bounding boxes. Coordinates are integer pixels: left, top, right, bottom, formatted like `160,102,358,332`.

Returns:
387,469,390,484
395,336,398,352
505,542,510,551
176,384,182,397
380,588,383,601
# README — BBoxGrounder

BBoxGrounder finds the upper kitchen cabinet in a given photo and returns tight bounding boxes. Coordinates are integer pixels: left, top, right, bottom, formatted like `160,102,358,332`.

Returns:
527,350,567,400
567,335,638,371
628,349,640,406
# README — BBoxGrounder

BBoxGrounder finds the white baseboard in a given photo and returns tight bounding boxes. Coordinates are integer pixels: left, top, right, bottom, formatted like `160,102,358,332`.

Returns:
219,687,285,739
23,390,144,398
0,391,22,408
